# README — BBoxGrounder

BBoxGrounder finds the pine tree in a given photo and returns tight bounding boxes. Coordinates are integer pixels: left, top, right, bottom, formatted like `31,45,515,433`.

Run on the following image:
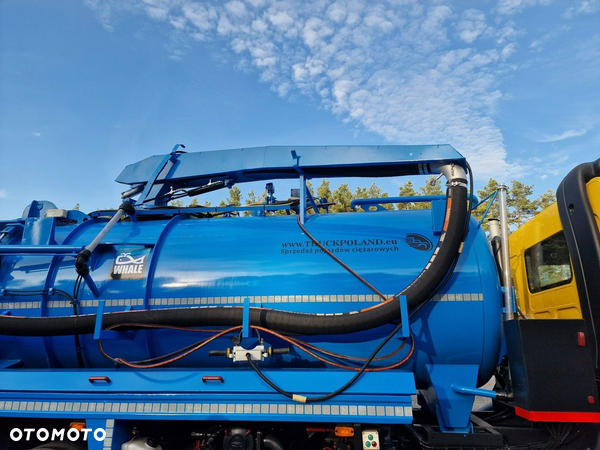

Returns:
536,189,555,211
408,176,444,210
331,183,353,213
305,180,316,198
229,186,243,206
472,178,500,226
354,186,368,199
353,186,368,212
366,182,393,210
419,176,444,196
509,180,537,228
220,187,242,207
243,189,265,216
317,179,333,203
397,180,418,210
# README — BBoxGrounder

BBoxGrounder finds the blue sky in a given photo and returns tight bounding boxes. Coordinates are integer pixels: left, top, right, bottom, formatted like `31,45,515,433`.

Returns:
1,0,599,218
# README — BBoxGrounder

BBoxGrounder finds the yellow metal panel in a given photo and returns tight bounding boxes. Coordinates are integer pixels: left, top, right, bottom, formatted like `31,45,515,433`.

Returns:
509,204,581,319
588,178,600,231
509,179,600,319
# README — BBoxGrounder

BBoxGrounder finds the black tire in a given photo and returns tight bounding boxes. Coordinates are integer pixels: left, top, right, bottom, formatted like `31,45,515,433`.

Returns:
30,442,86,450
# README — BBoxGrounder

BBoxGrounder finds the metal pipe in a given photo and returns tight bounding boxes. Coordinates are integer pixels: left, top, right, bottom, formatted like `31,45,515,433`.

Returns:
299,174,306,225
86,209,125,254
497,185,514,319
430,162,467,185
487,218,502,272
451,384,498,399
487,218,501,240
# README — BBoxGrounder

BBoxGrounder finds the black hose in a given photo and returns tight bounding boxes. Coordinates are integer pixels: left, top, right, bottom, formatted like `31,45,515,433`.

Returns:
262,435,285,450
0,183,468,337
245,323,404,403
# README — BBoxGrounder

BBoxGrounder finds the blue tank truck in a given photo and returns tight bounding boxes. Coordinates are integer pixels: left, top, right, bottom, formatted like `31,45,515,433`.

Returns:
0,145,598,450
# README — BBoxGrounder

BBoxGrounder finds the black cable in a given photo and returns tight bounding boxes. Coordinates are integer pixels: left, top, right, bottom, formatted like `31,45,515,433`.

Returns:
72,275,85,369
3,288,75,301
245,322,405,403
466,161,474,224
3,285,86,368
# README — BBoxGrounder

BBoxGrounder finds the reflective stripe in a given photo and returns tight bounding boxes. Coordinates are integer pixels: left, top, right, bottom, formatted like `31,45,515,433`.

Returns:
0,293,484,309
104,419,114,450
0,399,408,418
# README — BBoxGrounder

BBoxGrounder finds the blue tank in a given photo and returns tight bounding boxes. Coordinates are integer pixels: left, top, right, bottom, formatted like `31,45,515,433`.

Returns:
0,207,501,384
0,145,503,439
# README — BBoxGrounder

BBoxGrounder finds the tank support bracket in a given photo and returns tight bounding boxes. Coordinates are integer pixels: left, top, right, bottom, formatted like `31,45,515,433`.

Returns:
93,300,134,341
242,297,250,339
83,273,101,298
399,295,410,338
424,364,479,433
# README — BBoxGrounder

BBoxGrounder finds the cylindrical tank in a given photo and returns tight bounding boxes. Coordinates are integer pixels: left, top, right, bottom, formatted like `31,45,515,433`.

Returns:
0,205,501,388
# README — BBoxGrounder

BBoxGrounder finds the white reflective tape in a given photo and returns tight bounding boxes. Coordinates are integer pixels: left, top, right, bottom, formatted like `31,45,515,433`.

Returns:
0,399,407,420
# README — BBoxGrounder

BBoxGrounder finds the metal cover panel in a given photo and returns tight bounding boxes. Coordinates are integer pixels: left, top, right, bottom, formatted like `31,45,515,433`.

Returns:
116,145,465,186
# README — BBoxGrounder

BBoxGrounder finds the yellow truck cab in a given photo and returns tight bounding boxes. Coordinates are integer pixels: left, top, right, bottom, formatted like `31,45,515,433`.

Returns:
502,159,600,423
509,175,600,321
509,202,581,319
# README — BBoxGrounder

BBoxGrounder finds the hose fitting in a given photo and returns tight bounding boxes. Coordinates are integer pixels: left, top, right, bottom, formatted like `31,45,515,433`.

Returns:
75,249,92,277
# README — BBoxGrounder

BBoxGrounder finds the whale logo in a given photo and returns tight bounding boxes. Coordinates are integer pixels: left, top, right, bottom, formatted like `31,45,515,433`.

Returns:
405,234,433,251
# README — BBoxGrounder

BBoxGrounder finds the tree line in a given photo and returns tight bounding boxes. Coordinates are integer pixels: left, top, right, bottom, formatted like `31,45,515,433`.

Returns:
170,176,556,228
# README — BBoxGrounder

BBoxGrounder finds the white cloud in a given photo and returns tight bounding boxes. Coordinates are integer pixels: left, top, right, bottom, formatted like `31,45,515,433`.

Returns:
84,0,537,179
268,11,294,30
326,2,347,23
456,9,488,44
529,26,570,52
496,0,552,16
146,6,169,21
182,3,217,32
563,0,600,19
501,42,518,60
302,18,334,48
31,132,42,137
536,128,589,142
0,189,7,199
225,1,248,18
495,24,524,45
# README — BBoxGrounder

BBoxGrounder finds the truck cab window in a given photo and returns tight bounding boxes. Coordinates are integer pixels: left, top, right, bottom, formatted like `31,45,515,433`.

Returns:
524,231,573,293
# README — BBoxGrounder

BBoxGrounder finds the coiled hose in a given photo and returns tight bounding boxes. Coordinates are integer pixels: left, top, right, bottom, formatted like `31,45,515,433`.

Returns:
0,181,468,337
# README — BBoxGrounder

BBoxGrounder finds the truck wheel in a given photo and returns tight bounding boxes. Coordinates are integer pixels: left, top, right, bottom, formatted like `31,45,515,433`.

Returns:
29,443,86,450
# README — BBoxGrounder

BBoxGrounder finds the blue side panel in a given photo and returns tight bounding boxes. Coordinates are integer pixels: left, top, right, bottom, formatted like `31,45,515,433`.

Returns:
0,369,415,425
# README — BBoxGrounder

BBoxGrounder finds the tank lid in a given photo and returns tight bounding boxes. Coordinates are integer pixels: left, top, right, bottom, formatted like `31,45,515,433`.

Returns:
116,144,465,190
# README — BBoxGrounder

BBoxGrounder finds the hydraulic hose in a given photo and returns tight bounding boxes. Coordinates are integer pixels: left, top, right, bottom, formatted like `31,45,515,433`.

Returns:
0,170,468,337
